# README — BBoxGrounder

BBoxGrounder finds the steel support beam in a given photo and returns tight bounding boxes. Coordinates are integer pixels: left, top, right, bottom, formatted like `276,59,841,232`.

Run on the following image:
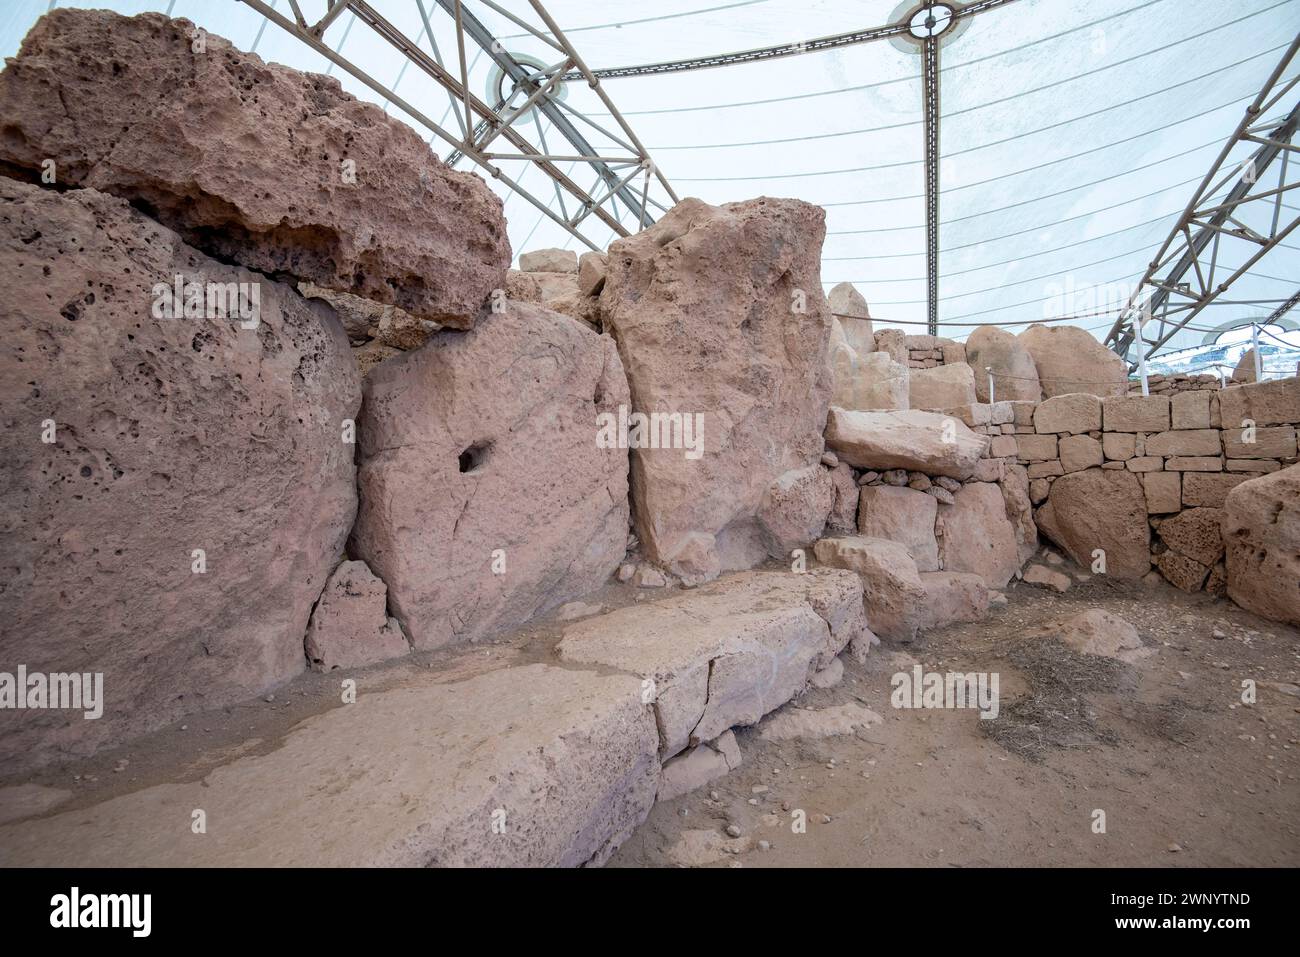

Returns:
1262,288,1300,325
922,35,941,336
1105,35,1300,367
566,0,1020,79
235,0,675,251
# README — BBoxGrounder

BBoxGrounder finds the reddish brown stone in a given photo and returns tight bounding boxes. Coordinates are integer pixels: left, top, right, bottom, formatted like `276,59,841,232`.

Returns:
600,197,832,581
0,9,510,327
0,178,359,770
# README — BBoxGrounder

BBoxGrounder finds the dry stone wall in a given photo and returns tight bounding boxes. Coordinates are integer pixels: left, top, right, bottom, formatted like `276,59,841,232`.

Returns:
1013,379,1300,601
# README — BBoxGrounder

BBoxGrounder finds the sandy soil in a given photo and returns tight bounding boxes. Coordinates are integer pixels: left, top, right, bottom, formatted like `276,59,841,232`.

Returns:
609,571,1300,868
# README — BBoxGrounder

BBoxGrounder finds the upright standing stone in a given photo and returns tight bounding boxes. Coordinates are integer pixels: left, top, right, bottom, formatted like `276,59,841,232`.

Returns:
1035,468,1151,578
827,282,873,353
0,179,359,771
600,198,833,582
352,303,630,647
965,326,1040,402
1222,465,1300,626
1020,324,1128,397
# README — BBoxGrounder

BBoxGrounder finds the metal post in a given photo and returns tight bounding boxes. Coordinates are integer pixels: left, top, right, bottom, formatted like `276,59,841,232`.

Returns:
1135,312,1149,396
922,35,940,337
1251,323,1263,380
986,367,995,405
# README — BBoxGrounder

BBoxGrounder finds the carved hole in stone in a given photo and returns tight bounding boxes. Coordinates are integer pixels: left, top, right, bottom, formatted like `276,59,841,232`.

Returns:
458,441,492,474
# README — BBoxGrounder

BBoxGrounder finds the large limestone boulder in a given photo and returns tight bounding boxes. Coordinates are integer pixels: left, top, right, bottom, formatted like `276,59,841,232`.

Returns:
1035,468,1151,578
825,409,988,479
756,465,834,556
830,343,909,411
351,302,630,647
1218,378,1300,428
918,572,990,630
520,248,578,274
813,536,926,642
857,486,939,571
600,197,832,582
1019,324,1128,398
1232,348,1258,384
1222,465,1300,626
965,326,1040,402
0,178,359,770
909,362,977,410
827,282,873,352
0,9,510,327
557,569,867,757
936,482,1021,587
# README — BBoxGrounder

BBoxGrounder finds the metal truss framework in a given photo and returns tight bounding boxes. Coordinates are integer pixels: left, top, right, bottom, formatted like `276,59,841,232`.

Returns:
563,0,1019,80
237,0,680,251
1105,35,1300,368
561,0,1018,335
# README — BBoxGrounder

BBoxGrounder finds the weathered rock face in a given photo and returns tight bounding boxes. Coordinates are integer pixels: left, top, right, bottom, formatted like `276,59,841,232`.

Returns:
830,345,909,411
965,326,1040,402
351,302,630,648
600,197,833,582
909,362,977,411
936,482,1021,588
1034,393,1102,434
1159,507,1224,567
578,252,609,297
1232,348,1258,384
1218,378,1300,428
1000,462,1039,564
0,663,661,867
856,486,939,571
1035,468,1151,578
505,269,598,328
827,463,860,532
520,248,578,274
1222,465,1300,626
557,569,866,757
0,9,510,327
304,561,410,671
1031,609,1149,663
825,409,988,479
755,465,833,557
918,572,990,630
658,732,741,802
813,536,925,642
1019,324,1128,398
0,178,359,770
827,282,873,351
299,281,440,351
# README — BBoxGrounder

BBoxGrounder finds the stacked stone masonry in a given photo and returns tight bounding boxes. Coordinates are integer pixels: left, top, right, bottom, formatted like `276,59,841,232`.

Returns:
1011,379,1300,596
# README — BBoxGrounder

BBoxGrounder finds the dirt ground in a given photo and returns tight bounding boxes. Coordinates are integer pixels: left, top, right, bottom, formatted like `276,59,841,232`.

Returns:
609,570,1300,868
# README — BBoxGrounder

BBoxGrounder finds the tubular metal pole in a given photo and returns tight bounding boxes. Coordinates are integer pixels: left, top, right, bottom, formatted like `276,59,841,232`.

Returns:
1252,323,1263,380
1135,313,1149,395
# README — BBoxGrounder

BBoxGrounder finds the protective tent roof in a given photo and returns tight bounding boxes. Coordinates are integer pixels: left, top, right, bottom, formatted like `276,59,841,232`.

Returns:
2,0,1297,364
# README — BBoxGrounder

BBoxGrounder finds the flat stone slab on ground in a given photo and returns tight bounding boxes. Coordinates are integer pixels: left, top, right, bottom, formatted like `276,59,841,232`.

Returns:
557,568,867,757
0,664,658,868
